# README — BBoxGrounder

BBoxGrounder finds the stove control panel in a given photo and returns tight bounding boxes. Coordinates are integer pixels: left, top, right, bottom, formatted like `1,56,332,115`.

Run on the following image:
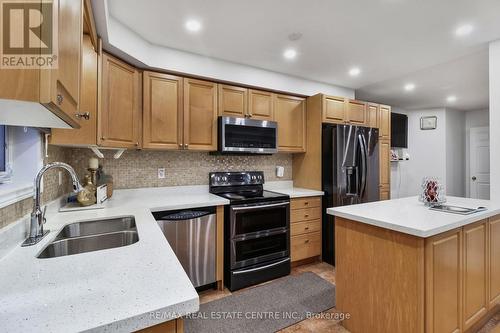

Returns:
209,171,264,187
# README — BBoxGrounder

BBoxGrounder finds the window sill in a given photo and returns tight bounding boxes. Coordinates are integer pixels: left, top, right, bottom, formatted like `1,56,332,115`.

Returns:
0,182,33,209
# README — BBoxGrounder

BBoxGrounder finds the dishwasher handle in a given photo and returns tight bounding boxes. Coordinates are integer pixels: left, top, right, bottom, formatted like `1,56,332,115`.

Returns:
157,210,214,221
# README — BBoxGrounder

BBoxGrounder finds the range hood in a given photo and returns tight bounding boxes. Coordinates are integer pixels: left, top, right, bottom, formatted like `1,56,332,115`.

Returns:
0,99,79,129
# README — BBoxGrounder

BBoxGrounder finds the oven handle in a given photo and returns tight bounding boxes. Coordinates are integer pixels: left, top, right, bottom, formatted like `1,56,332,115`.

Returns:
231,202,289,211
232,258,290,275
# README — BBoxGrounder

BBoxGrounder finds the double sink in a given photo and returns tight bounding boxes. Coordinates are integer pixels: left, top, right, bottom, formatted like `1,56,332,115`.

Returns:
38,216,139,259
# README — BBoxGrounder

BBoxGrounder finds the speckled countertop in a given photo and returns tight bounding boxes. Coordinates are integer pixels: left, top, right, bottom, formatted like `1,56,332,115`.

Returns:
0,186,229,333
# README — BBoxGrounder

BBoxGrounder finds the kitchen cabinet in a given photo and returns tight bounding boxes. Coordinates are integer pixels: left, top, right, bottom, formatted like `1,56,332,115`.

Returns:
462,221,488,330
143,72,183,150
248,89,274,120
322,95,346,124
346,99,367,125
488,216,500,307
50,34,97,145
290,196,322,263
0,0,82,128
379,104,391,139
379,139,391,199
274,94,306,152
99,53,142,148
425,228,463,333
379,185,390,201
367,103,379,128
218,84,247,118
137,318,184,333
183,78,218,151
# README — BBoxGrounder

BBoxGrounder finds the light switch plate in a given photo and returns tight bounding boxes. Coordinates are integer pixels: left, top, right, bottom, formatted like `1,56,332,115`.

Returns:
276,166,284,178
158,168,166,179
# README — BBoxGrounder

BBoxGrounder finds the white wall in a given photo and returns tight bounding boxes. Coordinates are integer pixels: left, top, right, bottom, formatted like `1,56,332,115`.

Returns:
490,40,500,202
445,110,465,197
465,109,489,197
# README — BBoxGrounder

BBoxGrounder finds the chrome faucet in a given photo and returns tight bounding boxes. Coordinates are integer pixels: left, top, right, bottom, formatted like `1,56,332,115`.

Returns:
22,162,83,247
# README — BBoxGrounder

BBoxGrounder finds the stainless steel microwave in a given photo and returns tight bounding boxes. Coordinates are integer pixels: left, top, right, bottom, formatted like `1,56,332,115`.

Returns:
218,116,278,154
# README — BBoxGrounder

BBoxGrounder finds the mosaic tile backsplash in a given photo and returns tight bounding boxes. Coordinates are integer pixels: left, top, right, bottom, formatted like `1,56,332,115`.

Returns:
68,149,293,189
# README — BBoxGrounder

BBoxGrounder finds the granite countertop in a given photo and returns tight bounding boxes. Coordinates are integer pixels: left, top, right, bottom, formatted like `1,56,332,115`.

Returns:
327,196,500,237
0,186,229,333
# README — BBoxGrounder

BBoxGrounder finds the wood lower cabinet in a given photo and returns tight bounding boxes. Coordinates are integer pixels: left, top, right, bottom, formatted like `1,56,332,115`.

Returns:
143,72,183,150
136,318,183,333
379,185,390,201
183,78,218,151
290,196,322,263
274,94,306,152
462,221,488,330
323,95,346,124
218,84,247,118
379,104,391,139
346,99,367,125
248,89,274,120
51,34,97,145
99,53,142,148
379,139,391,199
489,216,500,307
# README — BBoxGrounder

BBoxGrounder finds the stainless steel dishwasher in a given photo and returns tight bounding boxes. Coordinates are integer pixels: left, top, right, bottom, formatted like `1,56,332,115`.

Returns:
153,207,216,288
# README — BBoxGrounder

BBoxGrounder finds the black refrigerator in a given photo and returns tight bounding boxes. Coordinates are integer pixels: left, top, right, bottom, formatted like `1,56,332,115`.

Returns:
322,124,380,265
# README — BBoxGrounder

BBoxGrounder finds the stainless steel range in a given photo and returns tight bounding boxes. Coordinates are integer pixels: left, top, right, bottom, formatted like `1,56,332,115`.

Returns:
209,171,291,291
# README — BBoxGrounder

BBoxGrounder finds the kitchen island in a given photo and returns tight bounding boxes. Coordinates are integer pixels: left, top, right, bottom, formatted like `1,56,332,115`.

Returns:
327,196,500,333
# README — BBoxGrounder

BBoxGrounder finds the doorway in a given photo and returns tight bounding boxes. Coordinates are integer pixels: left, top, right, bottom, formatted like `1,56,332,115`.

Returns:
469,127,490,199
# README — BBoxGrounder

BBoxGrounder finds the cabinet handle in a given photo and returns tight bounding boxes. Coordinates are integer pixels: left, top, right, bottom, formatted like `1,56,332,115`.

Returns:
134,142,139,146
56,94,63,105
178,143,183,148
305,214,309,218
304,227,309,230
304,202,309,206
101,137,106,141
184,144,188,149
304,239,310,244
75,112,90,120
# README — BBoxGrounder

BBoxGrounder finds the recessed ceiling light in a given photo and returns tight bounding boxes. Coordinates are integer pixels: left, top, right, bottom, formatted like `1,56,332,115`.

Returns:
185,19,202,32
283,49,297,60
404,83,416,92
455,24,474,37
447,95,457,103
349,67,361,77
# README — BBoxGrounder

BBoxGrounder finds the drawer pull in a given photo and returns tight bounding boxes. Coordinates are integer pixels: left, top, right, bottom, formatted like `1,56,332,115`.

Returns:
304,227,309,230
304,202,309,205
304,239,310,244
305,214,309,218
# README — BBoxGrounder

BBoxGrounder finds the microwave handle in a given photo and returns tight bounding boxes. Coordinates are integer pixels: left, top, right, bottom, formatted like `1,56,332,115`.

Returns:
232,258,290,275
231,202,289,211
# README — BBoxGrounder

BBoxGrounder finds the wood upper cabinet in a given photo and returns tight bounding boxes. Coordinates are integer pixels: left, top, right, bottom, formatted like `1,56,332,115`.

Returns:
218,84,247,118
143,72,183,150
99,53,142,148
425,228,463,333
274,94,306,153
367,103,379,128
183,78,218,151
50,34,97,146
379,105,391,139
346,99,367,125
489,216,500,307
462,221,488,330
248,89,274,120
323,95,346,124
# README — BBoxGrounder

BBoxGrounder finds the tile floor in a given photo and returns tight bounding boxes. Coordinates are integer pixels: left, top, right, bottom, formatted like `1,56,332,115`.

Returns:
199,261,500,333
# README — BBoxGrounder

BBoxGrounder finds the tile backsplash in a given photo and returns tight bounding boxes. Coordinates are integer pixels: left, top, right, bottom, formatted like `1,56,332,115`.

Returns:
68,149,293,189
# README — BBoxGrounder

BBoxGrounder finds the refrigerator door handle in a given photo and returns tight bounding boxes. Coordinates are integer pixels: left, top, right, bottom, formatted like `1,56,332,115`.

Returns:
358,134,368,199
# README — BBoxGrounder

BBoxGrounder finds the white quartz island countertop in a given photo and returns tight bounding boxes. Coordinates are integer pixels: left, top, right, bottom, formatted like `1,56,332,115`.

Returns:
327,196,500,238
0,186,229,333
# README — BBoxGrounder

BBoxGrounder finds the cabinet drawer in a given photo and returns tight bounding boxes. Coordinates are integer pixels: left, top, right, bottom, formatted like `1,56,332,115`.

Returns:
291,219,321,236
290,197,321,210
291,207,321,223
291,232,321,262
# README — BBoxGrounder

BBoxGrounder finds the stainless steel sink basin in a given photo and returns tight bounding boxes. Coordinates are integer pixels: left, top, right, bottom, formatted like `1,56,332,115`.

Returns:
54,216,136,241
38,230,139,258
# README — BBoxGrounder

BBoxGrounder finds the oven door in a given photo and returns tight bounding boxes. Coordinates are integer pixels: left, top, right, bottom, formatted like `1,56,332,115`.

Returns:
229,201,290,239
219,116,278,154
230,229,290,269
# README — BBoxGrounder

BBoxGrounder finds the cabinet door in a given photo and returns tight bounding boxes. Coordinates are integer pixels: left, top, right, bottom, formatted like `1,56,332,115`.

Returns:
425,229,463,333
248,89,274,120
367,103,379,128
489,216,500,307
379,105,391,139
462,221,488,330
143,72,183,150
322,96,345,124
50,34,97,145
379,139,390,187
99,53,142,148
379,185,390,200
274,94,306,152
184,79,217,151
346,99,367,125
218,84,247,118
40,0,82,118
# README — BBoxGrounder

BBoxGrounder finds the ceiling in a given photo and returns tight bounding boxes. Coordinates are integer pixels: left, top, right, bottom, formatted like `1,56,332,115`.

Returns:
107,0,500,110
